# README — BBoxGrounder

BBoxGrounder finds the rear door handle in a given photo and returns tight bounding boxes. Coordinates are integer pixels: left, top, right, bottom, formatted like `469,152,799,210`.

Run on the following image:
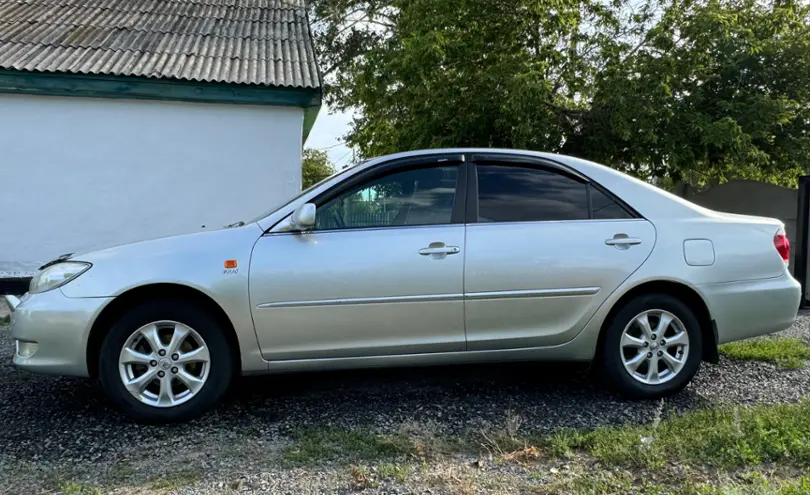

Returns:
605,237,642,246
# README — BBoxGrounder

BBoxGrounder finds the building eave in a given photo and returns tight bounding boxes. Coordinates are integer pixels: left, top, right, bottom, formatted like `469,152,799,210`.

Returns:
0,69,322,140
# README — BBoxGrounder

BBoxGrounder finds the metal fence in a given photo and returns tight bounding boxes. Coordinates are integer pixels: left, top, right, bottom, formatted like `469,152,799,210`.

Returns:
343,211,397,227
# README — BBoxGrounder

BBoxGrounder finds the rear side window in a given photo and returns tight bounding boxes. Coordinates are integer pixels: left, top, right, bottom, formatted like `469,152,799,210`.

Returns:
477,165,589,222
476,164,634,222
590,187,633,220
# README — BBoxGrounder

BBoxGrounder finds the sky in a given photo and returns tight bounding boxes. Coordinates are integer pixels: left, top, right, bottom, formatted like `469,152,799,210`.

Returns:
305,104,356,169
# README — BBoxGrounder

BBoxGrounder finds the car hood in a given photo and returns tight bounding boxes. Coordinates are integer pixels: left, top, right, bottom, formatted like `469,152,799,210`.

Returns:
57,223,265,298
66,223,264,264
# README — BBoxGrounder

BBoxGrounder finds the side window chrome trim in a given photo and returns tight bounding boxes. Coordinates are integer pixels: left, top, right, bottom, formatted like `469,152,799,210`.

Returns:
264,223,464,237
465,218,649,228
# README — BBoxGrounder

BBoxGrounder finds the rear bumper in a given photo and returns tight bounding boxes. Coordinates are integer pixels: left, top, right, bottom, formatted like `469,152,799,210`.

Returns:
6,289,111,377
700,272,801,345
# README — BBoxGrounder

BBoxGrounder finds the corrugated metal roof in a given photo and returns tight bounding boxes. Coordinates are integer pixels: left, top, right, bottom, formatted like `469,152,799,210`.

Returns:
0,0,321,88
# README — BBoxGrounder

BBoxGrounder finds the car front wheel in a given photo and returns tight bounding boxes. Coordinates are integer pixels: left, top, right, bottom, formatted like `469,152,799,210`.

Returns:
600,293,703,399
98,300,233,423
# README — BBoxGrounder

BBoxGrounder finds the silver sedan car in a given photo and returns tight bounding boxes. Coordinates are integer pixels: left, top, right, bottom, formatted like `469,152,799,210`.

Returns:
5,149,801,423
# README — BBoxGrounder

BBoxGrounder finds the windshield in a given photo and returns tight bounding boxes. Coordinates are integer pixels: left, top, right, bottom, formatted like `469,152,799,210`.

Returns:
243,163,361,225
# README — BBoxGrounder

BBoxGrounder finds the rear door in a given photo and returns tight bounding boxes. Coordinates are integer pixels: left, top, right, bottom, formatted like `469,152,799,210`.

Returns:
464,154,656,350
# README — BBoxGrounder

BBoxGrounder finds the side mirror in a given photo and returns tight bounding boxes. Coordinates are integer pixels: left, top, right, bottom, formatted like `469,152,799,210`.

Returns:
290,203,316,231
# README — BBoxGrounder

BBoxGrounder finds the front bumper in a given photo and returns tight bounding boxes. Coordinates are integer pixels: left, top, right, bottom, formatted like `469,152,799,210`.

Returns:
5,290,112,377
700,272,802,345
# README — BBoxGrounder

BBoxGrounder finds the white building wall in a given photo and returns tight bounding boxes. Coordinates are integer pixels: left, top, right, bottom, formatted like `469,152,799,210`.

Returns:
0,93,304,277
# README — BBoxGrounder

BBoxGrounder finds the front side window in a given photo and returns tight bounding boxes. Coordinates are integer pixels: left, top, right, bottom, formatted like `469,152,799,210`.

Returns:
315,166,459,230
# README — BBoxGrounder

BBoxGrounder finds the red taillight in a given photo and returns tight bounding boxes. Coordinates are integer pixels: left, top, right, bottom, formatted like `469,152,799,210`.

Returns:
774,230,790,264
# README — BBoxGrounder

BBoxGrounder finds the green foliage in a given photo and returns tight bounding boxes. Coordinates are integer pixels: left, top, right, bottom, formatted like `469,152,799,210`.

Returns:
720,338,810,369
536,470,810,495
281,401,810,473
302,148,337,189
0,315,9,325
377,462,412,482
310,0,810,187
779,473,810,495
549,402,810,469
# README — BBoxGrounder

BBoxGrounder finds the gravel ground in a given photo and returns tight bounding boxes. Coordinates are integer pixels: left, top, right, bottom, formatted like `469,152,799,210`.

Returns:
0,306,808,494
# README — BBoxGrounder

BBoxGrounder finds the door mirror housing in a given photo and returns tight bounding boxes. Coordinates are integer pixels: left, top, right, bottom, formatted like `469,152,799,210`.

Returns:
290,203,316,231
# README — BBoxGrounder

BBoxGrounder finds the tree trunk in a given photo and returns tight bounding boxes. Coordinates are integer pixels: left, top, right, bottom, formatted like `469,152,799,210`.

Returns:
674,180,691,198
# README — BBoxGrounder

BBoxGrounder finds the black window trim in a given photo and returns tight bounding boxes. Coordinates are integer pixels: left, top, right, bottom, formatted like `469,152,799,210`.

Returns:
299,153,468,233
467,153,642,224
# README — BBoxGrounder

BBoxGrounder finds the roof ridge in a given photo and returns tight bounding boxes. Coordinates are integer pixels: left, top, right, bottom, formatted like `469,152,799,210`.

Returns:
0,41,313,62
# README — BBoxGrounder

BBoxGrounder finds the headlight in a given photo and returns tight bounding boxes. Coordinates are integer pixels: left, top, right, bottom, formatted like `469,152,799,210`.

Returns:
29,262,92,294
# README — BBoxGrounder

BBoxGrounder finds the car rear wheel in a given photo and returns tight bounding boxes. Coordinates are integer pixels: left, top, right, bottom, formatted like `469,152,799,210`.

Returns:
600,293,703,399
98,300,233,423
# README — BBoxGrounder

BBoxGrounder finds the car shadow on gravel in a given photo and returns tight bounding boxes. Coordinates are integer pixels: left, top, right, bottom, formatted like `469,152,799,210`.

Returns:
0,357,714,465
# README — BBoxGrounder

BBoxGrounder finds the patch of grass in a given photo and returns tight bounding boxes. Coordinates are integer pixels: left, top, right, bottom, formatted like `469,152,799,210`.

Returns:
533,469,810,495
149,469,202,493
378,462,412,482
546,428,584,458
0,315,9,325
59,482,102,495
548,402,810,469
281,427,417,465
282,402,810,471
779,472,810,495
696,471,810,495
719,338,810,369
533,470,663,495
105,464,137,483
425,465,479,495
348,465,379,489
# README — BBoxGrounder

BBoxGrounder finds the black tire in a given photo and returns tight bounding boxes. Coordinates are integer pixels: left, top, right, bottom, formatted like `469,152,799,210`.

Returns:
600,293,703,399
98,299,234,423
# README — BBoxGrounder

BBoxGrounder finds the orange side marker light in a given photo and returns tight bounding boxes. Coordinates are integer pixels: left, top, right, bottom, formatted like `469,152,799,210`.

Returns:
224,260,238,269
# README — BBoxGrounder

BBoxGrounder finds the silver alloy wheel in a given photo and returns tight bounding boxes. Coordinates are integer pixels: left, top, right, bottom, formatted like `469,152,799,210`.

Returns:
118,320,211,408
620,309,689,385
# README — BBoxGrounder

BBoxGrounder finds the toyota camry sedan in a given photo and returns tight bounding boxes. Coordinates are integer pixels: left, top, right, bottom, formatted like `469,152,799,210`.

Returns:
5,149,801,423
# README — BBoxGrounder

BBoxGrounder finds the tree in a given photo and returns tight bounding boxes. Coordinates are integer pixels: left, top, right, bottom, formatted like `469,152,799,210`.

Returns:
309,0,810,188
302,148,337,189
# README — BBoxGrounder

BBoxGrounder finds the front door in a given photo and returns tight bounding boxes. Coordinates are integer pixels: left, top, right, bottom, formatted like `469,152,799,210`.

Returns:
463,157,656,350
249,158,467,361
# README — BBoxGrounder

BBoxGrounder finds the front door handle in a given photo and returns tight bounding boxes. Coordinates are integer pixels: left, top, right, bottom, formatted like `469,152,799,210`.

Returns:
419,242,460,259
419,246,460,255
